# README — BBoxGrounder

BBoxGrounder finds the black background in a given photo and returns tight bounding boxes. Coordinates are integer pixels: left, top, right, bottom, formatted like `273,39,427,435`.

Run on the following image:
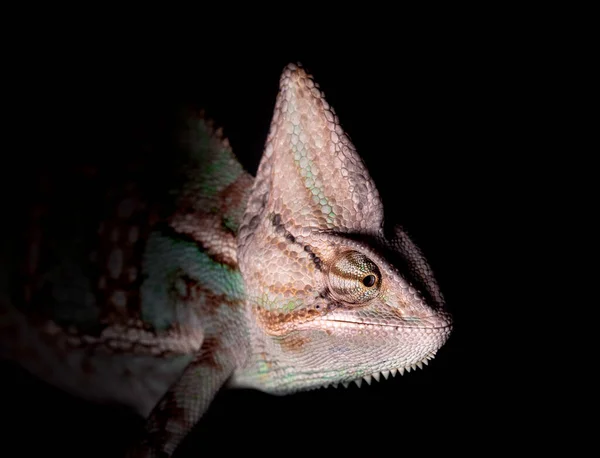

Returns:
1,30,561,456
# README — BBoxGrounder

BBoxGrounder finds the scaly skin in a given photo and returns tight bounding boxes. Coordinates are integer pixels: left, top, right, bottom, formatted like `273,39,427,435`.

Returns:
0,63,452,457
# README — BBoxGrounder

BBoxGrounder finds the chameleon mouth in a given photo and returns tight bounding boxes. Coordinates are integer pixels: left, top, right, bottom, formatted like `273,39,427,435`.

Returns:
322,318,452,330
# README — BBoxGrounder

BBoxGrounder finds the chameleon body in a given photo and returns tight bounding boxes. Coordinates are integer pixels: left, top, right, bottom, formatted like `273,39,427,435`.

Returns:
0,63,452,456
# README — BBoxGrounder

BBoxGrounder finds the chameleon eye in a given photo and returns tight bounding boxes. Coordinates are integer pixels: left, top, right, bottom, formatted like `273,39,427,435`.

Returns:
327,251,381,304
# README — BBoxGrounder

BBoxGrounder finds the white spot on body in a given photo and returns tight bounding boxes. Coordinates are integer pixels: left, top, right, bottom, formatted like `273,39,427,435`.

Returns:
265,144,273,157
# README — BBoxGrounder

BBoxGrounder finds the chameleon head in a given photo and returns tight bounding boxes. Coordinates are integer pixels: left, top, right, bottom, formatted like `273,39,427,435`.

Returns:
235,63,452,392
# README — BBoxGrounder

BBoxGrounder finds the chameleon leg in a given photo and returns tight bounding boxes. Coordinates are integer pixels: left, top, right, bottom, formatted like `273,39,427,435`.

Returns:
128,339,236,457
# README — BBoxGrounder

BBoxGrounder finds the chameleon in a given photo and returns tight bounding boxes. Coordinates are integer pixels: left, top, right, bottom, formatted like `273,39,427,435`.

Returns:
0,63,452,456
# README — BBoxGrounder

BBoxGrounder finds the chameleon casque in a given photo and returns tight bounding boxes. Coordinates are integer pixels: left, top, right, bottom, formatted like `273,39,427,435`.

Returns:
0,63,452,456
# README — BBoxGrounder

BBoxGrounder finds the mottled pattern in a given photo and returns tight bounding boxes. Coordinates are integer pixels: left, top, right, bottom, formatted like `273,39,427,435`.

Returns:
1,63,452,457
0,110,251,422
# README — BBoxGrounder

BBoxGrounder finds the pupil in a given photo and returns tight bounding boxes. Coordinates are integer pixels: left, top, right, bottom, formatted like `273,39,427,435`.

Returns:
362,275,376,287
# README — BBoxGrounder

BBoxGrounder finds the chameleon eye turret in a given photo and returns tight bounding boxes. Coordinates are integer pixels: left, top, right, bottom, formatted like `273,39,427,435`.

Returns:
327,251,382,305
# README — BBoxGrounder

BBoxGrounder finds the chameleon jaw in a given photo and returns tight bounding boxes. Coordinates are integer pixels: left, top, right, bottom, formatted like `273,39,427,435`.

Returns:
252,315,453,394
311,349,440,391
